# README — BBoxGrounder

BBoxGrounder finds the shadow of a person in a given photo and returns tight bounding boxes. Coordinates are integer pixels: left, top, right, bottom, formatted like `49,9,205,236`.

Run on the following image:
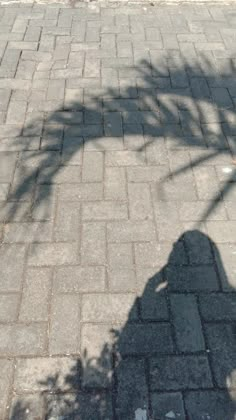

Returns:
112,229,236,419
10,230,236,420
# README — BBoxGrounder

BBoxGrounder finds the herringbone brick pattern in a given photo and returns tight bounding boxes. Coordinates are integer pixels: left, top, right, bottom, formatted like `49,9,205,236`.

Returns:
0,2,236,419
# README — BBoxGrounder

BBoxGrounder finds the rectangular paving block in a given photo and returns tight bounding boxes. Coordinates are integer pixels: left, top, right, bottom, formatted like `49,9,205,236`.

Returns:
3,222,53,243
81,323,114,387
108,268,136,292
118,323,173,355
0,294,19,322
38,165,81,184
199,294,236,321
0,152,17,182
166,266,219,291
207,221,236,243
150,355,213,390
82,293,137,322
54,266,106,293
28,243,78,266
19,267,52,322
49,295,80,355
14,357,79,392
0,359,13,419
104,167,126,200
0,244,26,292
0,323,46,356
178,200,227,221
82,201,128,221
54,201,80,242
185,391,235,420
205,323,235,388
81,222,106,265
170,294,205,352
128,183,152,220
108,243,133,268
10,394,44,420
116,359,148,419
151,392,185,420
82,151,104,182
58,183,103,201
107,220,157,242
106,150,145,166
127,166,169,182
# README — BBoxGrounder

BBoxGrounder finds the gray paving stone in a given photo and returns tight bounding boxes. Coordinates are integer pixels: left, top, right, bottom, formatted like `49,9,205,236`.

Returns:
128,183,152,220
10,394,44,420
0,359,13,419
118,323,173,355
82,294,137,322
28,243,77,266
81,222,106,265
171,294,205,352
205,323,236,389
185,391,236,420
166,266,219,291
81,323,114,387
104,167,127,200
207,221,236,243
58,183,103,201
116,359,148,419
200,294,236,321
0,323,46,356
107,220,157,242
151,392,185,420
14,357,79,392
54,266,105,293
0,244,26,292
54,201,80,242
82,152,104,182
150,355,212,391
0,294,19,322
49,295,80,355
82,201,128,221
3,221,53,243
19,267,51,322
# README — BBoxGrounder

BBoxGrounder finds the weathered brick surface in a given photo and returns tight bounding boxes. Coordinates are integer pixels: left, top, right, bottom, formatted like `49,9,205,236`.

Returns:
0,3,236,418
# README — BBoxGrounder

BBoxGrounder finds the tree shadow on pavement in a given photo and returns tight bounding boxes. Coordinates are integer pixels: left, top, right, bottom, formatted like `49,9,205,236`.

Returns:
10,230,236,420
1,55,236,226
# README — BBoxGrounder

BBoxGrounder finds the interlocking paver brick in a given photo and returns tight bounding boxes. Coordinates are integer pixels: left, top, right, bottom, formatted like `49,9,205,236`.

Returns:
49,295,80,355
81,222,106,265
151,392,185,420
14,357,79,392
128,183,152,220
171,294,205,352
0,244,26,292
185,391,235,420
19,267,51,322
0,294,19,322
150,355,212,390
82,201,128,221
82,294,137,322
28,242,77,266
0,323,46,356
0,359,13,418
107,220,157,242
54,266,106,293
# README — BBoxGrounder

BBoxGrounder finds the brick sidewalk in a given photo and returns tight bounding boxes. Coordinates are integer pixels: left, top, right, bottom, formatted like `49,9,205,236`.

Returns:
0,2,236,419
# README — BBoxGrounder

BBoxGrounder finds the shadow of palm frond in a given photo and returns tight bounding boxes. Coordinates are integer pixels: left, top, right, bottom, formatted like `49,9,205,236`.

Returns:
1,54,235,226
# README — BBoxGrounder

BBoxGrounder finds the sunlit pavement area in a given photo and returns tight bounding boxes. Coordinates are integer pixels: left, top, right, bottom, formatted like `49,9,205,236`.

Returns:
0,2,236,419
